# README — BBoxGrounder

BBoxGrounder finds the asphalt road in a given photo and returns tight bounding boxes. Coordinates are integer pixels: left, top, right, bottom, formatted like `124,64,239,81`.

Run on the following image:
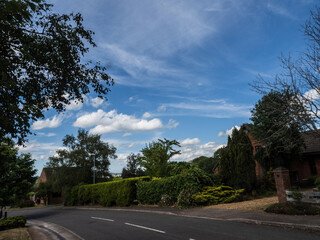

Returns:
8,207,319,240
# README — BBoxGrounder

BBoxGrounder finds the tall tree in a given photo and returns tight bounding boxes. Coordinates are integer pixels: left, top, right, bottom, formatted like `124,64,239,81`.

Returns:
250,91,304,168
251,7,320,137
121,153,145,178
138,138,181,177
219,127,256,190
0,0,113,144
0,139,37,216
47,129,117,190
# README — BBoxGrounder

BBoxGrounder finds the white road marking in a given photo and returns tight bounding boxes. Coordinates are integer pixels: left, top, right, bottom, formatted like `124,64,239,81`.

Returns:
125,223,166,234
91,217,114,222
190,238,196,240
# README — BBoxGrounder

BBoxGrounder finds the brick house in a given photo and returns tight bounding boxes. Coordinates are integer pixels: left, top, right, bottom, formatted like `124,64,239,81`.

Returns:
38,168,64,204
213,130,320,184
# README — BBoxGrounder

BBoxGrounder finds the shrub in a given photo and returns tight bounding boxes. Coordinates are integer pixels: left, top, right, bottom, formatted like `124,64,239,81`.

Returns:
64,184,83,206
158,194,174,207
176,189,195,209
191,186,244,206
0,216,26,231
137,168,213,204
19,200,35,208
315,176,320,190
67,176,150,207
265,202,320,215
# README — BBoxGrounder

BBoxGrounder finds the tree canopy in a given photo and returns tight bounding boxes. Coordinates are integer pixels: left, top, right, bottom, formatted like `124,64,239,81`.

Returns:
219,127,256,190
138,138,181,177
46,129,117,190
121,153,145,179
0,0,113,144
251,7,320,137
250,91,304,168
0,139,37,212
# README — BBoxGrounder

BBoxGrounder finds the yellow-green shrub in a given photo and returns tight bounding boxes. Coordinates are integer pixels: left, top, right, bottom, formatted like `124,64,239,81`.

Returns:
192,186,244,206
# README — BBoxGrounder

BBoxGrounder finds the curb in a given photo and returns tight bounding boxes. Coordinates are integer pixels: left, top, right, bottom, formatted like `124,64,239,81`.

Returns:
27,220,84,240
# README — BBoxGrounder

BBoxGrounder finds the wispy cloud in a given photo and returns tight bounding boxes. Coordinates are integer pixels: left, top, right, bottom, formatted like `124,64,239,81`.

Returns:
267,3,296,20
32,114,65,130
218,125,240,137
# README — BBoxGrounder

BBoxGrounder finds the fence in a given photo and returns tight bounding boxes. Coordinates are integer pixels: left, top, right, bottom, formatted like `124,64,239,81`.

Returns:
286,190,320,204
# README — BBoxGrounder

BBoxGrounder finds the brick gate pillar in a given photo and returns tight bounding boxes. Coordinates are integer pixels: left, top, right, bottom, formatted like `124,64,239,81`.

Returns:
273,167,291,203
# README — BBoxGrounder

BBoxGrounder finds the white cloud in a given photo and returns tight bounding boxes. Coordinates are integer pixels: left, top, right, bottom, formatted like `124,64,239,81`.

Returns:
128,96,134,102
37,132,57,137
166,119,179,129
142,112,152,118
267,3,295,20
74,109,164,134
218,125,240,137
90,97,104,108
32,114,64,130
65,99,83,111
123,132,132,137
304,89,320,101
181,138,200,145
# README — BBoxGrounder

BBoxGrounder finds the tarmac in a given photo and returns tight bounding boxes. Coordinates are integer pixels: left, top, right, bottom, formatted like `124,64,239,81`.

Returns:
27,205,320,239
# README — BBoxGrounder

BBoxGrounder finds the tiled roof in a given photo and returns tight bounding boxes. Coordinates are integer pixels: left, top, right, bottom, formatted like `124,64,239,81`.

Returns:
301,131,320,153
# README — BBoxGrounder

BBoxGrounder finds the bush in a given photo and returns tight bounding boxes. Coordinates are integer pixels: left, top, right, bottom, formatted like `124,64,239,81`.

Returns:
265,202,320,215
158,194,174,207
67,176,150,207
64,184,83,206
0,216,26,231
299,176,317,188
315,176,320,190
137,168,213,204
176,189,195,209
192,186,244,206
19,200,35,208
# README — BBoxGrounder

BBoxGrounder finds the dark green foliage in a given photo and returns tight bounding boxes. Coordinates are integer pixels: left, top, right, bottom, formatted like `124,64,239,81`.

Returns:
158,194,174,207
121,153,145,178
176,189,195,209
315,176,320,190
47,129,117,191
265,202,320,215
0,0,113,144
0,139,37,210
138,138,181,177
192,186,244,206
219,127,256,191
136,168,213,204
167,161,192,176
191,152,220,175
250,91,304,168
18,200,35,208
36,182,52,205
68,177,150,207
0,216,26,231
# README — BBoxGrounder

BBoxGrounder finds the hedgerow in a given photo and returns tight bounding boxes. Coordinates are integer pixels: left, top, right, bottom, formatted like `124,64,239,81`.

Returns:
65,176,150,207
136,168,213,204
0,216,26,231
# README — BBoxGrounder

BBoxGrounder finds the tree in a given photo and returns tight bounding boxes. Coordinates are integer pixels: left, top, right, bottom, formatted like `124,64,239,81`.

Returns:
191,155,219,175
251,7,320,137
0,139,37,216
121,153,145,178
0,0,113,144
36,182,52,206
219,127,256,190
167,161,192,176
47,129,117,191
138,138,181,177
250,91,304,168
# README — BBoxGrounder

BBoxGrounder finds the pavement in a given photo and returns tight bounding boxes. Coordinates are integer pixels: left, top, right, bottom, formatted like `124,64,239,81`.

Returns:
26,205,320,239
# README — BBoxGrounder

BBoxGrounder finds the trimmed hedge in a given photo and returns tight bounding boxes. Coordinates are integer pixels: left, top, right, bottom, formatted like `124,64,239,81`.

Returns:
137,168,213,204
265,202,320,215
19,200,35,208
191,186,244,206
65,176,150,207
0,216,26,231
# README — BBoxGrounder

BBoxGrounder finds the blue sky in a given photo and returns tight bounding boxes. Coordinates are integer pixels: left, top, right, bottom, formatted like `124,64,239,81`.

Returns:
19,0,316,174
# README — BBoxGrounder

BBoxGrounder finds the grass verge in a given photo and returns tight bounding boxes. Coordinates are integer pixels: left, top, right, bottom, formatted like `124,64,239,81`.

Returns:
265,201,320,215
0,228,31,240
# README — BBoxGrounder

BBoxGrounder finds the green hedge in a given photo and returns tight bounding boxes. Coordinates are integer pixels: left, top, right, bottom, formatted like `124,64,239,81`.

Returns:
65,176,150,207
0,216,26,231
137,168,213,204
192,186,244,206
265,202,320,215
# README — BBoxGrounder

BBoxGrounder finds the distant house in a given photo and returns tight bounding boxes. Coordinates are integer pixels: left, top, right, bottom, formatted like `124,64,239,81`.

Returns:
38,168,64,204
213,129,320,184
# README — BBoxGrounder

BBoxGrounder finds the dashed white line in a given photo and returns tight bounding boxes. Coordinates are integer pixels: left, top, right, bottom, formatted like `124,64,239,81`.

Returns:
91,217,114,222
125,223,166,234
